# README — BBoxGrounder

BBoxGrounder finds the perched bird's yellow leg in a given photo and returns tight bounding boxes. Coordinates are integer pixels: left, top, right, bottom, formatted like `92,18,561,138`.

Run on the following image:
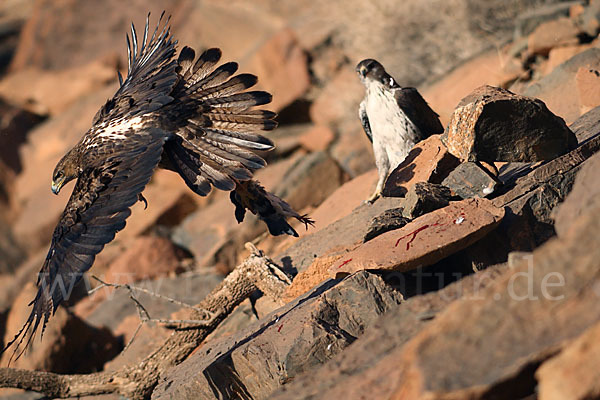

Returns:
365,173,386,204
365,188,381,204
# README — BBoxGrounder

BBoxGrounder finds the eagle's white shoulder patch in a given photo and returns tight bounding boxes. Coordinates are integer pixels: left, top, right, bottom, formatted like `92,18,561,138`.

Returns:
96,116,145,140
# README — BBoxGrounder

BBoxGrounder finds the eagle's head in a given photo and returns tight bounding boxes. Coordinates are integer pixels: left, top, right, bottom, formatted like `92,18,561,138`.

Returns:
51,149,80,195
356,59,396,88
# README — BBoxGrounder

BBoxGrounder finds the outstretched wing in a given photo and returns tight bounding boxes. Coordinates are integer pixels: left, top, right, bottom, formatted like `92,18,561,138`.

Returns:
161,46,277,197
359,100,373,143
394,87,444,137
92,12,178,127
4,128,166,361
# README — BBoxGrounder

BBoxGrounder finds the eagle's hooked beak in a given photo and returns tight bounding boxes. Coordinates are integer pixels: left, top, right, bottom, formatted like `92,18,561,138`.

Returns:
51,180,63,195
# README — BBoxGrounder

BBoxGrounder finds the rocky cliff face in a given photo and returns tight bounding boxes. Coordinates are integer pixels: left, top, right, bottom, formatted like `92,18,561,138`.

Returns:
1,1,600,399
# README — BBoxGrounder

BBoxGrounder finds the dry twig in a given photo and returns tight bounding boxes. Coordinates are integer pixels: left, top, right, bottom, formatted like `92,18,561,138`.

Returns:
0,244,290,399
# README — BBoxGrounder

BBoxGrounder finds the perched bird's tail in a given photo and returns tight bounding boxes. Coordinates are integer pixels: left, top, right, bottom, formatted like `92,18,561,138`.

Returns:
163,45,311,236
230,180,314,237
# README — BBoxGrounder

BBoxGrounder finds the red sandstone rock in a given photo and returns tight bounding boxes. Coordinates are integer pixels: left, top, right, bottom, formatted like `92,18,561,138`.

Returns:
575,67,600,115
1,282,120,373
306,169,378,234
527,17,580,56
309,67,364,126
443,85,577,163
330,198,504,277
554,151,600,237
382,134,460,197
523,48,600,124
273,204,600,400
423,49,526,125
536,321,600,400
0,56,118,116
246,28,310,112
283,254,345,302
298,125,335,152
542,43,596,76
104,236,187,284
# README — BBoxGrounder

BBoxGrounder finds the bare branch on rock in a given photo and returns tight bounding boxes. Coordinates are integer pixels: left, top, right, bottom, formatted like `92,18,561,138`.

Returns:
0,245,290,399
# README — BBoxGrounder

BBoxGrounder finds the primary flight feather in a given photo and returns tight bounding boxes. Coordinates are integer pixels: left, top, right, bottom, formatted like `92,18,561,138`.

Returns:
4,12,313,360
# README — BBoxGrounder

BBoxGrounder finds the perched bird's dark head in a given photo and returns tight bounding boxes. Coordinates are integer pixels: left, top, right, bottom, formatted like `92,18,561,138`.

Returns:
356,58,396,88
51,149,80,195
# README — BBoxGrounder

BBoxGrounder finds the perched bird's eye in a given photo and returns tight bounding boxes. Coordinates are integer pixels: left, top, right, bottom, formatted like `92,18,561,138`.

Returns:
54,171,64,180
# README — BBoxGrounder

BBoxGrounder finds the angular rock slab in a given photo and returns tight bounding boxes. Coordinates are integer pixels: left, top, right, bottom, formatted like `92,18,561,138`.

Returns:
306,169,378,235
569,104,600,144
523,48,600,125
152,271,403,400
536,321,600,400
363,208,409,243
575,67,600,115
492,127,600,248
553,151,600,237
402,182,453,219
378,204,600,399
443,85,577,162
527,17,580,56
382,134,460,197
442,161,498,199
276,196,402,276
269,265,508,400
274,205,600,400
330,198,504,277
247,28,310,112
2,282,121,373
0,97,45,174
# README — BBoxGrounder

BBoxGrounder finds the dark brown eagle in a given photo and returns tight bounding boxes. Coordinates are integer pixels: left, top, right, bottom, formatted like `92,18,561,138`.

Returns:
4,13,312,359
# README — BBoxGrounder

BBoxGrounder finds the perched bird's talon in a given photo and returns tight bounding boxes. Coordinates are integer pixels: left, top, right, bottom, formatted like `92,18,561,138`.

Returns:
365,190,381,204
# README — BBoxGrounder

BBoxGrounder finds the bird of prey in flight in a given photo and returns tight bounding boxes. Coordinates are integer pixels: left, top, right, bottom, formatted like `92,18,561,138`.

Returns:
4,13,312,360
356,59,444,203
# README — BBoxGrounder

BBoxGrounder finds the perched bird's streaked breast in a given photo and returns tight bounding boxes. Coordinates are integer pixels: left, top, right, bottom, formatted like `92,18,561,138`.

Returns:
363,80,420,166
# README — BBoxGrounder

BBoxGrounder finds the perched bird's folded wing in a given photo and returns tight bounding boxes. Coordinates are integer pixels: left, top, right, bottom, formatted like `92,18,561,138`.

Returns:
92,12,178,127
3,128,165,361
359,101,373,143
394,87,444,136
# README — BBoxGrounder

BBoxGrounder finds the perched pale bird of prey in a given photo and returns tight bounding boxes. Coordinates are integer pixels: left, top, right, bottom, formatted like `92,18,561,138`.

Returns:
356,59,444,202
3,13,312,359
